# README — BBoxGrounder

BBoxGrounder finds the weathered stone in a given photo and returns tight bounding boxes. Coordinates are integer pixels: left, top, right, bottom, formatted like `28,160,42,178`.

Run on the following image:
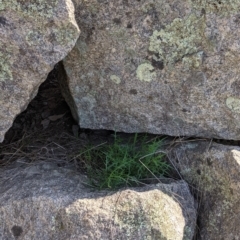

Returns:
0,0,80,142
168,141,240,240
61,0,240,140
0,162,196,239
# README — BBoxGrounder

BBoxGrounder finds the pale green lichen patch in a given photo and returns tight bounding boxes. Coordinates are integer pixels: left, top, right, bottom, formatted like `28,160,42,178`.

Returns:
136,63,156,82
190,0,240,15
25,22,76,47
149,14,207,66
182,51,203,69
0,0,59,18
0,52,13,81
53,25,78,45
226,97,240,113
110,75,121,84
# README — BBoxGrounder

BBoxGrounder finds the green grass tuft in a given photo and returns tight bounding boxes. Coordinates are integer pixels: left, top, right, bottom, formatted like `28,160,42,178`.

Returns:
80,133,171,190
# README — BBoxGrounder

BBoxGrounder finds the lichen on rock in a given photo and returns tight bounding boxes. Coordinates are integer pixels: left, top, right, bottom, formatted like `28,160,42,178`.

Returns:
149,14,207,66
169,141,240,239
226,97,240,113
0,161,197,239
62,0,240,140
0,0,80,142
0,52,13,81
0,0,59,18
182,51,204,69
110,75,121,84
136,63,156,82
189,0,240,15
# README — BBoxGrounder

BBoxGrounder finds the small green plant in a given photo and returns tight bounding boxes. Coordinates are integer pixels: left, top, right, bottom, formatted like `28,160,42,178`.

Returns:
80,133,170,190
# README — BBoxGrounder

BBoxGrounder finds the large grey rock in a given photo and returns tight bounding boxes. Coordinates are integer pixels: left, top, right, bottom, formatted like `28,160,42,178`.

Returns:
0,162,196,239
168,141,240,240
0,0,80,142
62,0,240,140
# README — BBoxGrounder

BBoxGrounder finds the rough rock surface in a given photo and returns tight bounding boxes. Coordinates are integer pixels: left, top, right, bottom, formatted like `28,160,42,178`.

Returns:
62,0,240,140
0,0,80,142
169,141,240,240
0,162,196,239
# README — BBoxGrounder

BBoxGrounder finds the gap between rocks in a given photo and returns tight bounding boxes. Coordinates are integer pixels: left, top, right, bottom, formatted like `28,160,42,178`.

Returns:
0,63,103,170
3,61,239,148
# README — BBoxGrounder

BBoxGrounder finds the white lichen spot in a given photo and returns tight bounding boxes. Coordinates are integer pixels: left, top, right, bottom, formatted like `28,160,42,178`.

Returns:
136,63,156,82
110,75,121,84
226,97,240,113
